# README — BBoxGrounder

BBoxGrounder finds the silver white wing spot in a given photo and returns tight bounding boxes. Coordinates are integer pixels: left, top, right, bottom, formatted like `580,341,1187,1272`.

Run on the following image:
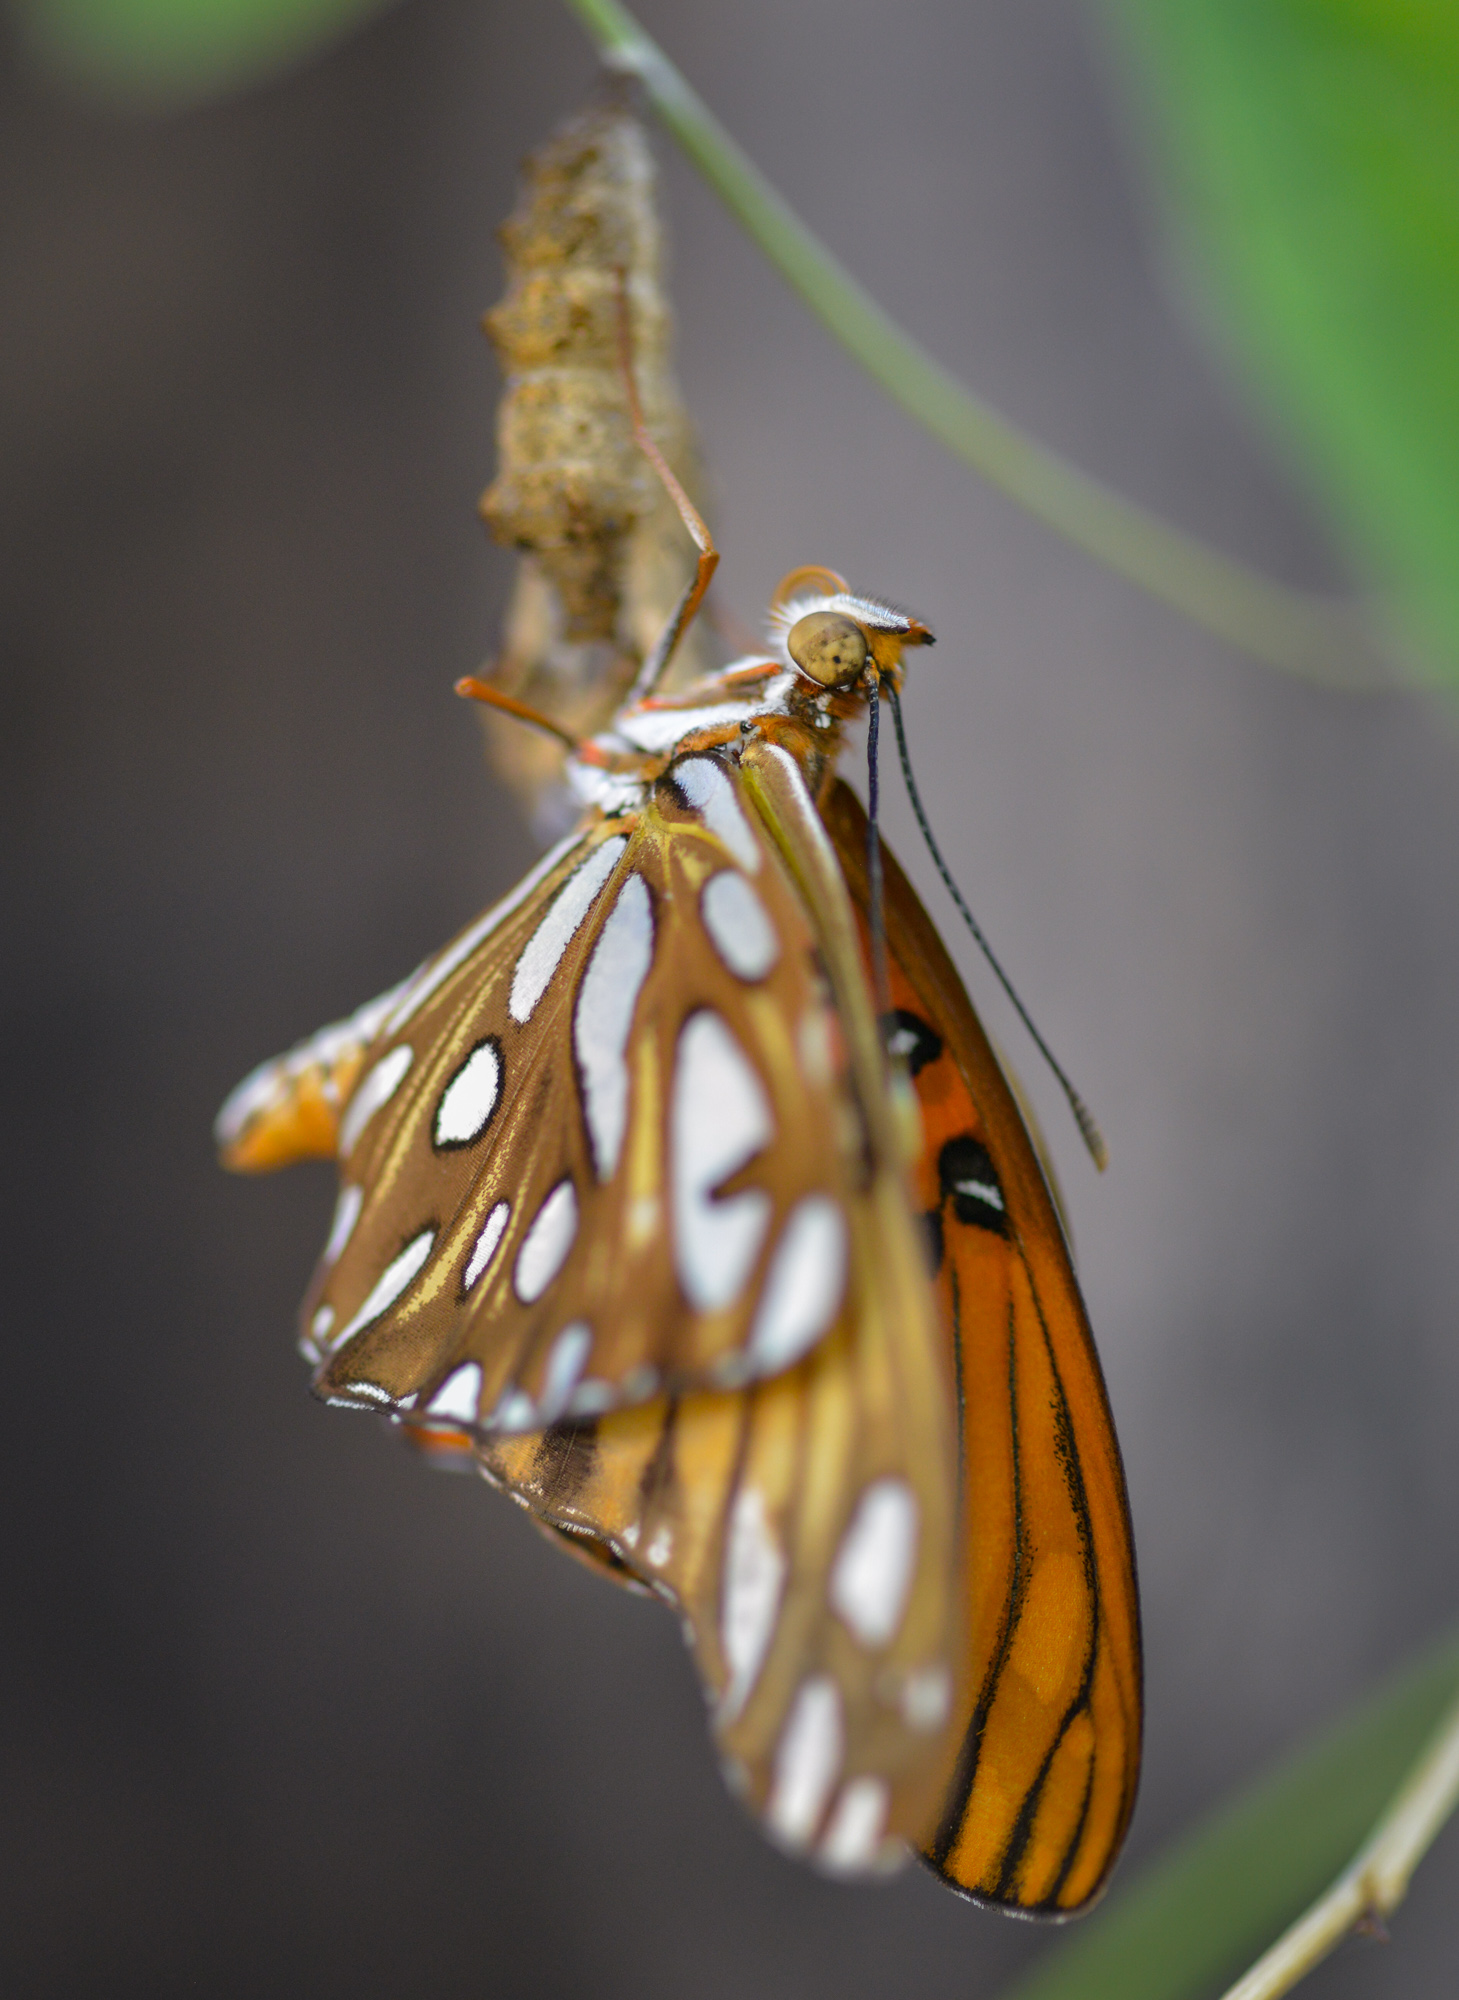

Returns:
490,1386,539,1433
337,1227,435,1345
510,837,627,1025
323,1184,364,1264
900,1665,953,1733
829,1479,919,1647
426,1361,482,1424
386,827,586,1033
767,1676,843,1850
433,1040,502,1148
818,1778,892,1875
700,871,779,982
670,1011,772,1313
566,1379,615,1419
463,1201,510,1293
719,1486,786,1724
338,1042,413,1159
673,756,762,873
574,873,654,1179
514,1180,578,1304
537,1322,591,1424
745,1196,847,1372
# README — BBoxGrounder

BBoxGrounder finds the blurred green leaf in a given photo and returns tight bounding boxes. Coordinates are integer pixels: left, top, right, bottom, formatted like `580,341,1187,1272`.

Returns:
1000,1628,1459,2000
1106,0,1459,681
13,0,396,105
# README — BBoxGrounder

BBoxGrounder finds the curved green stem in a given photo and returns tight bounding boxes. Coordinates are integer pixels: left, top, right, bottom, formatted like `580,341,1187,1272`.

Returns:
563,0,1392,689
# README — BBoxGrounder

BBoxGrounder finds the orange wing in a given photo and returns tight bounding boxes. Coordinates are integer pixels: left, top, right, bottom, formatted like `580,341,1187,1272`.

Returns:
824,779,1141,1913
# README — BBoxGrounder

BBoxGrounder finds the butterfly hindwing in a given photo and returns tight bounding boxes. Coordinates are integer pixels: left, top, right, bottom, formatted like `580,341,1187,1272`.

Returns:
825,779,1141,1914
478,1218,963,1872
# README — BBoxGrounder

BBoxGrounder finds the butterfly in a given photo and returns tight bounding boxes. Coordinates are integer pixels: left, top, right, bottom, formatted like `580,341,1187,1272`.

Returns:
216,386,1141,1906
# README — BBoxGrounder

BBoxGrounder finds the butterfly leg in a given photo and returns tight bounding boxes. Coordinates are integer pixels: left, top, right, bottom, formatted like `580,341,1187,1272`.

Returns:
453,675,586,745
614,270,720,700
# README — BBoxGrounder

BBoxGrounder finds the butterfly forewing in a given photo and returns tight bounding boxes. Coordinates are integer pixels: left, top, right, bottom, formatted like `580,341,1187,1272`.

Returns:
825,781,1141,1914
459,770,965,1872
309,751,886,1436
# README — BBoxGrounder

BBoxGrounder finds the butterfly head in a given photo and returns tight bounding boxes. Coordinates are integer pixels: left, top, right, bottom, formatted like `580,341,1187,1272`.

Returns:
769,566,934,701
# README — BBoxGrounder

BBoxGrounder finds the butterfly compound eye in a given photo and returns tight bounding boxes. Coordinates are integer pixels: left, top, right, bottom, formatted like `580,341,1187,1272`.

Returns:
786,611,869,688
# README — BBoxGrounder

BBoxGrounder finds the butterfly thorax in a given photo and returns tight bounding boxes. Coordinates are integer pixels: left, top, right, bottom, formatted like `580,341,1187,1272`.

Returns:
564,662,841,818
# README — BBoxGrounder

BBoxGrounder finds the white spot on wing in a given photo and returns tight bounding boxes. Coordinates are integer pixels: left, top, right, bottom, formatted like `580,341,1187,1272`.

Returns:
955,1174,1003,1212
490,1387,538,1433
336,1227,434,1345
701,872,779,982
566,1379,614,1418
537,1323,591,1424
574,873,654,1178
323,1184,363,1264
719,1487,785,1723
901,1665,953,1732
514,1180,578,1303
387,828,586,1032
767,1676,843,1849
427,1362,482,1424
434,1040,501,1148
745,1196,847,1372
621,1365,658,1402
819,1778,891,1874
463,1201,510,1292
311,1304,335,1343
829,1479,920,1647
510,837,627,1024
338,1042,413,1158
670,1012,772,1313
672,757,761,873
338,1380,393,1406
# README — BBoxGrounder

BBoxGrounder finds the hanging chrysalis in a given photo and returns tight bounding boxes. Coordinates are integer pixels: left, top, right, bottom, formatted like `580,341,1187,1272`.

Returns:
478,94,714,837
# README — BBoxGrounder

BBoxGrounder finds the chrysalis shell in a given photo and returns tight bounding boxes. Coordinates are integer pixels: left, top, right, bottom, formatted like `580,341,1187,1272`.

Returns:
478,98,714,835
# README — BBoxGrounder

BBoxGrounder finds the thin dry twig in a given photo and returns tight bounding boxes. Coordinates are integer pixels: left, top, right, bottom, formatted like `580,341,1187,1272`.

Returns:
1216,1688,1459,2000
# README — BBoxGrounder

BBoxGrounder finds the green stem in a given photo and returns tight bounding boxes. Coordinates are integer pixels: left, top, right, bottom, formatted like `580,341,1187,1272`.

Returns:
563,0,1391,689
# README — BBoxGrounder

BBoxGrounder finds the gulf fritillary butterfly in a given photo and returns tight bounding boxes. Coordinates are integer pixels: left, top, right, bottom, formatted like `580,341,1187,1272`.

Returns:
216,355,1141,1910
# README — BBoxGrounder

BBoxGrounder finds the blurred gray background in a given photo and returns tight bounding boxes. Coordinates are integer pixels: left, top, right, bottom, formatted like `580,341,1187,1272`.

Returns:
4,0,1458,1993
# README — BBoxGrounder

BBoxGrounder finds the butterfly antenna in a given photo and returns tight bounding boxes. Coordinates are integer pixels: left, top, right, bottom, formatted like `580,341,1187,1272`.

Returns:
887,687,1108,1171
863,670,893,1025
614,270,720,701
